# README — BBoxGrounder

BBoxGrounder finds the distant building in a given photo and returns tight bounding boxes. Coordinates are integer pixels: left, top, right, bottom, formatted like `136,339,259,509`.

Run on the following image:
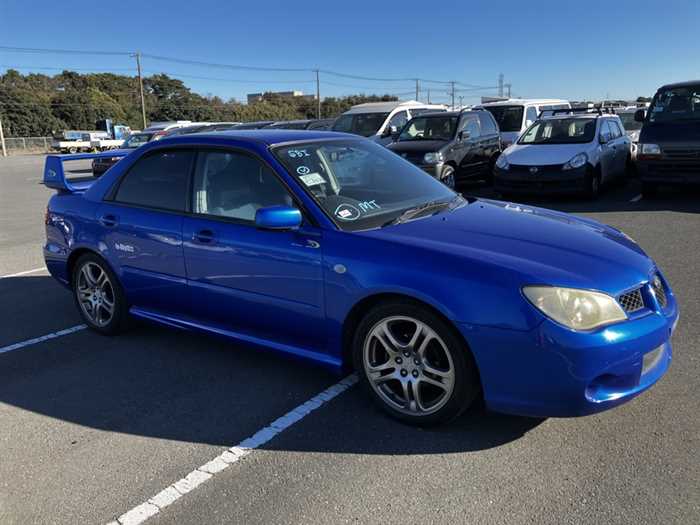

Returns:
247,90,316,104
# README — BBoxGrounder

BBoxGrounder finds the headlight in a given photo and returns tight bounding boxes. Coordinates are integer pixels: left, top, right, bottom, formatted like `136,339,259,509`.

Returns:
562,152,588,170
641,143,661,155
423,152,444,164
495,154,509,170
523,286,627,331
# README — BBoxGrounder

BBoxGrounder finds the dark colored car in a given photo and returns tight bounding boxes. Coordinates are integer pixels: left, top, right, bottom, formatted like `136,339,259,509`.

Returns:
266,119,336,130
635,80,700,196
91,132,153,177
387,110,501,188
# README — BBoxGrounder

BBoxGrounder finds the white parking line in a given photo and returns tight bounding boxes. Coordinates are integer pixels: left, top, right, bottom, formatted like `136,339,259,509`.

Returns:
111,374,359,525
629,194,643,202
0,266,47,279
0,325,87,355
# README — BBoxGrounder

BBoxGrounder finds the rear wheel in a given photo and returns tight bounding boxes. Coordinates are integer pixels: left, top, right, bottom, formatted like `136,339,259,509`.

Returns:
72,254,129,335
353,301,479,426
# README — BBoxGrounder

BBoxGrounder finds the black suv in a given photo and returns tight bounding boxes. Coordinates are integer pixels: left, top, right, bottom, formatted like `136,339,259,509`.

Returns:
387,109,501,188
635,80,700,196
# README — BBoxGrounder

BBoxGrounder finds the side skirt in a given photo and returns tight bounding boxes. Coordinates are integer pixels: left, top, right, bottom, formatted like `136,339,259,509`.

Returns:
129,307,343,371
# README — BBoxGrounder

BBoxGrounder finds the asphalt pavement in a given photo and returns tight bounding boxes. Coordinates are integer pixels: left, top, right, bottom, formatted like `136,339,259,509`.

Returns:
0,154,698,524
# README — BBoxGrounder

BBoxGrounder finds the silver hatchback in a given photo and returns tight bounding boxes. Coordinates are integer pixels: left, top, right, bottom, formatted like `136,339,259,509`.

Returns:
493,110,631,198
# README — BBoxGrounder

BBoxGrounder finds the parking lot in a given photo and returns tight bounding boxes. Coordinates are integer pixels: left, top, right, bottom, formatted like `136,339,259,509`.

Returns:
0,154,698,524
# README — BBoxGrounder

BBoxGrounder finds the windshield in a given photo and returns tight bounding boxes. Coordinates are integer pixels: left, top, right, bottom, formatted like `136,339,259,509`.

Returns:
123,133,152,148
518,118,597,145
648,85,700,123
332,113,390,137
273,139,457,231
483,105,524,132
617,112,642,131
398,116,458,141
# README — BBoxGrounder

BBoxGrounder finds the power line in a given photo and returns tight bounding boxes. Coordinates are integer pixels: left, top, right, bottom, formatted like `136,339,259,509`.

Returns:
0,45,494,89
0,64,136,72
0,45,130,56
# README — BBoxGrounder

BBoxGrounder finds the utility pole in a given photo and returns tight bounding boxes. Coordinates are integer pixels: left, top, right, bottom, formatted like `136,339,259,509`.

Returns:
505,83,512,98
134,52,147,129
0,116,6,157
450,81,455,110
427,88,431,104
415,79,419,101
458,95,464,108
498,73,504,97
315,70,321,119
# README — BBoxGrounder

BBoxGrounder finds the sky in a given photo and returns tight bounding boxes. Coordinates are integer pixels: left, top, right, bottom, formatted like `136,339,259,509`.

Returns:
1,0,698,104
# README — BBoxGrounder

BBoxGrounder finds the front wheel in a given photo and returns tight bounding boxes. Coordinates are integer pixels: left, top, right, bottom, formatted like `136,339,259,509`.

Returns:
72,254,129,335
584,170,601,199
642,181,658,198
440,165,456,189
353,301,480,426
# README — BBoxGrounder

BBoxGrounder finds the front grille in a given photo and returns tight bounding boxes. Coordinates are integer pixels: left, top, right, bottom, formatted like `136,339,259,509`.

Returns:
663,147,700,161
400,153,425,164
618,288,645,313
652,275,668,308
509,164,566,176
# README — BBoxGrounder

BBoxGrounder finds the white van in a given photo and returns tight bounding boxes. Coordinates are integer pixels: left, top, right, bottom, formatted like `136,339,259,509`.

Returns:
332,100,446,145
476,99,571,148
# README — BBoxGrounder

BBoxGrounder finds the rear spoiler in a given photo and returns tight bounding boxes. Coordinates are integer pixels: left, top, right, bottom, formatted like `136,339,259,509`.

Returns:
43,151,130,193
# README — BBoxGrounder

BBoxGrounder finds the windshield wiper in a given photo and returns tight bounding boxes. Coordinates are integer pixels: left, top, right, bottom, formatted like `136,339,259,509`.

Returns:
382,196,464,227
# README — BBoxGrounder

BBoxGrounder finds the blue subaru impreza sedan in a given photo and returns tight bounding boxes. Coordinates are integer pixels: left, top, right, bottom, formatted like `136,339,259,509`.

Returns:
43,130,678,425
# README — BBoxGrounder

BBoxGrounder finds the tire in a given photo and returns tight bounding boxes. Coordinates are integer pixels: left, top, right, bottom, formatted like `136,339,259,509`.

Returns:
68,147,77,154
642,181,658,198
353,300,480,426
585,169,601,199
72,253,129,335
440,165,456,189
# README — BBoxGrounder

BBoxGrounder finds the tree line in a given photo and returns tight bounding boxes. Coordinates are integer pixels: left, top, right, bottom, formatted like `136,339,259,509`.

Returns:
0,69,398,137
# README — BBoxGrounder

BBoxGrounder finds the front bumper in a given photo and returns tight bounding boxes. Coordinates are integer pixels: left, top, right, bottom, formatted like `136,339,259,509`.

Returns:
459,279,678,417
417,162,446,180
637,159,700,185
494,164,588,195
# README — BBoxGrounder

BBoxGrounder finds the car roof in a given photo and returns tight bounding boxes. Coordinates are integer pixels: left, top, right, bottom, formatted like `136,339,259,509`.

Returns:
657,80,700,90
150,129,357,147
479,98,569,107
344,100,445,114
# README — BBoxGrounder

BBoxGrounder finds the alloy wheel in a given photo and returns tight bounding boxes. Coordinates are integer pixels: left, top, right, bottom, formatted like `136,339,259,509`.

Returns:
363,316,455,416
76,262,116,327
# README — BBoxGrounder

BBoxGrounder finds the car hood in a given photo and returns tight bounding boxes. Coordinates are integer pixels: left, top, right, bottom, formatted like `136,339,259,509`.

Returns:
362,199,653,295
388,140,448,154
503,143,589,165
639,120,700,144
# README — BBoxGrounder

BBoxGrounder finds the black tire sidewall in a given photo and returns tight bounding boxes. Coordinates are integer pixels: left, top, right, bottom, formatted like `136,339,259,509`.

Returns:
71,253,128,335
352,300,479,426
441,165,456,189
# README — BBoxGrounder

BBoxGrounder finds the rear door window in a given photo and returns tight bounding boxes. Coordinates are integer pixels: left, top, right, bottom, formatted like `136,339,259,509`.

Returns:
114,150,194,212
478,112,498,135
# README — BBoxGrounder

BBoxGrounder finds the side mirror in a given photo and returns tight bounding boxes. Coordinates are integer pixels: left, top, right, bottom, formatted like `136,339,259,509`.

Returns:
255,205,302,230
525,119,534,128
634,109,645,122
599,133,610,145
458,130,470,141
383,125,398,138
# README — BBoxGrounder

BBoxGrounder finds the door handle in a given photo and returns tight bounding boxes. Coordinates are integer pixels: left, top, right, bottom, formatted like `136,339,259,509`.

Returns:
193,229,215,243
99,214,119,227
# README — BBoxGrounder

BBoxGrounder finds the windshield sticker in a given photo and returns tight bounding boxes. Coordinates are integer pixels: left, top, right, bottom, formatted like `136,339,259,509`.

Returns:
334,203,361,221
288,149,310,158
299,172,326,186
358,200,381,212
296,166,311,175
